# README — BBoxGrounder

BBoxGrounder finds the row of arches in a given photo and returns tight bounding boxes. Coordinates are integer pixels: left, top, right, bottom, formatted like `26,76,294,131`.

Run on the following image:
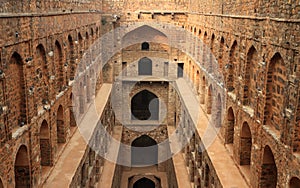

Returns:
180,24,299,187
2,26,98,132
184,25,298,153
3,101,77,187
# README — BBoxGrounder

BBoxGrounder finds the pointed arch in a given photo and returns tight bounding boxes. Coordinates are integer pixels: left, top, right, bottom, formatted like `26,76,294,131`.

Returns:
8,52,27,127
264,52,286,130
240,122,252,165
40,120,51,166
36,44,49,106
54,41,64,92
122,25,168,48
57,105,65,143
225,107,235,144
260,145,277,188
227,40,237,91
85,31,90,50
219,37,225,70
200,76,206,104
131,135,158,166
78,32,84,56
14,145,31,188
68,35,75,81
243,46,258,107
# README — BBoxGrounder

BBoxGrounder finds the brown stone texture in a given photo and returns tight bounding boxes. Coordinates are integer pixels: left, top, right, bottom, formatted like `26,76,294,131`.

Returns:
0,0,300,188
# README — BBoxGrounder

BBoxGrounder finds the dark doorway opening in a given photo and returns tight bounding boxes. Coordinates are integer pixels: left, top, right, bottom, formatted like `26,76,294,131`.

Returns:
141,42,150,50
177,63,184,77
133,178,155,188
131,135,158,166
131,90,159,120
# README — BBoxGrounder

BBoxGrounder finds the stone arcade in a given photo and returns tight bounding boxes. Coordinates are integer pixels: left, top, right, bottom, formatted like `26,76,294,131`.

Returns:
0,0,299,188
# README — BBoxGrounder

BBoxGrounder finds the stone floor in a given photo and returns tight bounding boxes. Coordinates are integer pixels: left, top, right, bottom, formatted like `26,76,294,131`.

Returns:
42,84,112,187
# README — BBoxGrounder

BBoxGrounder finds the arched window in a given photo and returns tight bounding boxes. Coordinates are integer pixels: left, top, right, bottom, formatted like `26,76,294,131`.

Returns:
131,135,158,166
141,42,149,50
138,57,152,75
131,90,159,120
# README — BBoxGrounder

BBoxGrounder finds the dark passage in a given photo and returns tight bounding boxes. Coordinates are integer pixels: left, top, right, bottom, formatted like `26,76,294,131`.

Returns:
131,135,158,166
131,90,159,120
133,178,155,188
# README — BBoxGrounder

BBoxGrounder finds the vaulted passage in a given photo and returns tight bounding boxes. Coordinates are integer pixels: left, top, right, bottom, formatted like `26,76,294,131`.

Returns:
260,145,277,188
240,122,252,166
133,178,155,188
57,105,65,143
131,135,158,166
40,120,51,166
15,145,31,188
131,90,159,120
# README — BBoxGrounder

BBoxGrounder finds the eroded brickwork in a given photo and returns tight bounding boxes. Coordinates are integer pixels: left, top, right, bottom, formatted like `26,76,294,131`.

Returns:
0,0,299,188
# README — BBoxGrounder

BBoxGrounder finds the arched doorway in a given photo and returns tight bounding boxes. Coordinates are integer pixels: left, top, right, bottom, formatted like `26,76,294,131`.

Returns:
260,145,277,188
40,120,51,166
57,105,65,143
131,90,159,120
133,178,155,188
8,52,27,128
240,122,252,166
290,177,300,188
131,135,158,166
226,107,235,144
138,57,152,75
14,145,31,188
264,52,286,131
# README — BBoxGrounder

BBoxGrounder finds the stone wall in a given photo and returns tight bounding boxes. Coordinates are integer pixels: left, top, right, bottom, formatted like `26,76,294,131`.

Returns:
0,10,109,187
